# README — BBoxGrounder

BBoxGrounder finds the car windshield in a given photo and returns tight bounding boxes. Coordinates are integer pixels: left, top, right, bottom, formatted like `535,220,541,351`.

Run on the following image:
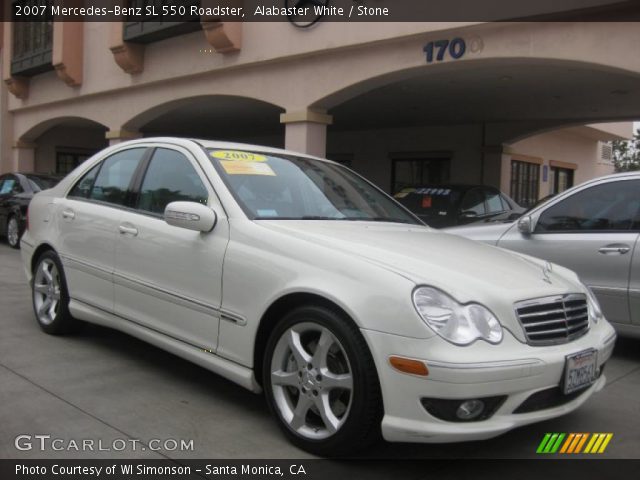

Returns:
208,149,420,224
26,175,59,191
394,187,460,220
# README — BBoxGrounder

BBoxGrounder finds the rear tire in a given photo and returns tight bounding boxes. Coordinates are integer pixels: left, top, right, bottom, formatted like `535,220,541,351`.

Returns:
6,215,21,249
32,251,81,335
263,305,382,456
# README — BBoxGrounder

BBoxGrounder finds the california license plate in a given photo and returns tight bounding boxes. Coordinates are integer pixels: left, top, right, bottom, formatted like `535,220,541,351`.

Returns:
563,349,598,394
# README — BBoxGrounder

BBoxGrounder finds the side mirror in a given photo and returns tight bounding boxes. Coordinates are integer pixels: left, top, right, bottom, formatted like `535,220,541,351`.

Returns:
517,215,533,235
164,201,217,233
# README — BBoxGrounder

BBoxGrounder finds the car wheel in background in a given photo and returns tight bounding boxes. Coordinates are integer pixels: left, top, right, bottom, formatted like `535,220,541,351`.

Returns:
32,251,81,334
6,216,21,249
263,305,382,456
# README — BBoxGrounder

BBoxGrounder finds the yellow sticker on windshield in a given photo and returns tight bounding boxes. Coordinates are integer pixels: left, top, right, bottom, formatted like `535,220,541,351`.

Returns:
211,150,267,162
220,161,276,176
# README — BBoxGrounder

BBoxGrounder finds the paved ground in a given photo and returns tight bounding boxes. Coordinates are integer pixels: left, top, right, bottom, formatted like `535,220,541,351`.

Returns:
0,242,638,460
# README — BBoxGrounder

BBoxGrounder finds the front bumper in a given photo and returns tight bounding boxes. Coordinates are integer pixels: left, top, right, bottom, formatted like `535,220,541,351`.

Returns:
362,320,616,443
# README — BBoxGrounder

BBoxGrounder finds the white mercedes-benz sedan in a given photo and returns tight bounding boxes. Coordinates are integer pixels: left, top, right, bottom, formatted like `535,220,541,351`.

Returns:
21,138,616,456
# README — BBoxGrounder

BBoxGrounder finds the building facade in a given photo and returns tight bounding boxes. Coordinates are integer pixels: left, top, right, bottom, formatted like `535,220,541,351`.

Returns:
1,14,638,205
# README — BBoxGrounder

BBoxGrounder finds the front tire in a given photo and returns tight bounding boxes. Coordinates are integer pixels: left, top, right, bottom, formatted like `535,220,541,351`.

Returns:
6,215,21,249
32,251,80,334
263,305,382,456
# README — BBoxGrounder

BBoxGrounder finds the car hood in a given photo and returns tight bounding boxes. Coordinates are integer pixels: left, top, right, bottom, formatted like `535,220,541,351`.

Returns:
444,221,515,245
257,220,584,341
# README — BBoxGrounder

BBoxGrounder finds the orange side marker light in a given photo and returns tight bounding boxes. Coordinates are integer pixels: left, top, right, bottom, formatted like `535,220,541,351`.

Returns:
389,356,429,376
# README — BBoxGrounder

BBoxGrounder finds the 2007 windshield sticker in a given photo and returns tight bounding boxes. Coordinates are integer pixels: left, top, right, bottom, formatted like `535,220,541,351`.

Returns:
211,150,267,162
220,161,276,176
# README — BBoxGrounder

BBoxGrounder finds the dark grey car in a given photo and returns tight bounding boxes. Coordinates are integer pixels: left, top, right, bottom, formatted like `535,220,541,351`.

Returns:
446,172,640,337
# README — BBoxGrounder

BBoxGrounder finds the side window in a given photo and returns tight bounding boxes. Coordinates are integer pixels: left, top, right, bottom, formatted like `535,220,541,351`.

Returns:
137,148,208,215
501,194,514,209
485,189,505,213
460,189,486,216
536,180,640,232
89,148,146,206
69,164,101,198
0,176,20,195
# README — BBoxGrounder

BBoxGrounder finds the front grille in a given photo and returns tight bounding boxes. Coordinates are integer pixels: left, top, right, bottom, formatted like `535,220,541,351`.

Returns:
515,294,589,346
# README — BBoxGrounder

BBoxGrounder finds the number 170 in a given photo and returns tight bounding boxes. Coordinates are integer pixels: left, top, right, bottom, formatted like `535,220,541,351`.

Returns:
424,38,466,63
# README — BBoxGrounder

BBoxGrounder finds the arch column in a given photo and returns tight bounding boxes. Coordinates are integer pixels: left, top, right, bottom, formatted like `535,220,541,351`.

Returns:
280,110,332,158
105,129,142,146
12,141,36,172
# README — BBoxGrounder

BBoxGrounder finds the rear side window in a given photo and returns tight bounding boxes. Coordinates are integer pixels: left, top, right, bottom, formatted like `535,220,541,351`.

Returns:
69,148,145,206
485,189,505,213
536,179,640,232
69,164,101,198
460,188,486,216
137,148,208,215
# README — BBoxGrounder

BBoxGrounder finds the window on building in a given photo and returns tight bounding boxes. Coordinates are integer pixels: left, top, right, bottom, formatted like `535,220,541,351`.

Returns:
56,151,95,175
549,166,575,195
11,1,54,76
391,157,450,193
123,0,202,44
510,160,540,208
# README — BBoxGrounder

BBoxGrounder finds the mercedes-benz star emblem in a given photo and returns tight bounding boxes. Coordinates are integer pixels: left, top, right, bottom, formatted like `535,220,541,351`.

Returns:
542,261,553,284
285,0,331,28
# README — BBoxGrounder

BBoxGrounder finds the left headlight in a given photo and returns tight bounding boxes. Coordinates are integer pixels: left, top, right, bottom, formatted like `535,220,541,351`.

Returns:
412,286,503,346
585,285,604,324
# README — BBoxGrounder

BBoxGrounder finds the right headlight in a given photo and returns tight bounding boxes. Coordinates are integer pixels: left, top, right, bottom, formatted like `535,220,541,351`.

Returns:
412,286,503,346
584,285,604,324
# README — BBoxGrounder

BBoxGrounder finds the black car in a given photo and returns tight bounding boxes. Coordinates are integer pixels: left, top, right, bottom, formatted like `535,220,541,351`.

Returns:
394,184,524,228
0,173,61,248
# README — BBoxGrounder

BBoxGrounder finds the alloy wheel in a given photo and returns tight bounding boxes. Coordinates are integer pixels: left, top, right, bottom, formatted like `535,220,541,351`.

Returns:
33,258,62,325
7,217,20,247
270,322,354,440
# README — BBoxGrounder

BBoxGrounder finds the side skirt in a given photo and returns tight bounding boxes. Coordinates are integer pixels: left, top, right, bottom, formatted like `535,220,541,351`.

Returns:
69,299,262,393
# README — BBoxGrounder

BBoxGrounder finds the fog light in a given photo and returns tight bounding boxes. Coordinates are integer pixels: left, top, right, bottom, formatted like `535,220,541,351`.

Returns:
456,399,485,420
421,395,506,422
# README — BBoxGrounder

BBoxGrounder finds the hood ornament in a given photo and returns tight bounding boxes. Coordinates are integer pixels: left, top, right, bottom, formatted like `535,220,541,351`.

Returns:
542,261,553,284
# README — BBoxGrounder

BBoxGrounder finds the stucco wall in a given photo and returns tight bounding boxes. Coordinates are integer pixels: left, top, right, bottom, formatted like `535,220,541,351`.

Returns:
328,124,484,192
502,127,615,198
34,126,108,173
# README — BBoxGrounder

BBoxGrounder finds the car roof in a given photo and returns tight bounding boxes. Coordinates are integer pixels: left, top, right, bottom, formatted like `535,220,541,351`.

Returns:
19,173,63,180
120,137,333,164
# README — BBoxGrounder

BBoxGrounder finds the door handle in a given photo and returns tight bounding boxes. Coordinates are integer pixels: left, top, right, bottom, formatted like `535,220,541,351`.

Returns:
62,209,75,220
118,225,138,236
598,244,630,255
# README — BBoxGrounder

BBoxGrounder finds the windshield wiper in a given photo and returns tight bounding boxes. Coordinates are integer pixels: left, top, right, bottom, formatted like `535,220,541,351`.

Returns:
254,216,346,220
343,217,415,224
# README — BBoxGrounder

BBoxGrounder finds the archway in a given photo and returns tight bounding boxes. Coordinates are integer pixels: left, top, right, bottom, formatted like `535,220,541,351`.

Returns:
309,59,640,197
19,117,108,174
124,95,285,148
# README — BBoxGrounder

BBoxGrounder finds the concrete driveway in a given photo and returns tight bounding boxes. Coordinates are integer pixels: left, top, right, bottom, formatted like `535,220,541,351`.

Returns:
1,243,638,460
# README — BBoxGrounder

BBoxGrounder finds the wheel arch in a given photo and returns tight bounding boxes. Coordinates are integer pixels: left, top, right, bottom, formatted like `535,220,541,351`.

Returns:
253,292,370,387
31,243,58,273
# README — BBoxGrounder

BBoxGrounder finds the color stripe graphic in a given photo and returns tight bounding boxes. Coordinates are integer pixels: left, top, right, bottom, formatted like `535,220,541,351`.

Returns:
536,433,613,454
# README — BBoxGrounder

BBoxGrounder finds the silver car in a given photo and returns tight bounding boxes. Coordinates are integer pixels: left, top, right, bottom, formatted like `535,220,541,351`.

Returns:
447,172,640,337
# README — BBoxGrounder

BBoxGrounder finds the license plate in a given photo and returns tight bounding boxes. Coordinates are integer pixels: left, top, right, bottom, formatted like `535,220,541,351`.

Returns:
563,349,598,394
